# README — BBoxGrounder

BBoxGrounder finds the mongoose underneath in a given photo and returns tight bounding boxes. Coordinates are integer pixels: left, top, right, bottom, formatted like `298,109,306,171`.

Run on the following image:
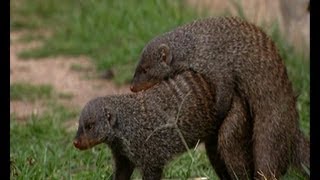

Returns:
130,16,310,179
73,71,253,180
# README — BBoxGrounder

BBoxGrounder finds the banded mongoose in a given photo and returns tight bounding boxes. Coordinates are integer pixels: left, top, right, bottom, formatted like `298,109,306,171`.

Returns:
73,71,252,179
130,16,310,179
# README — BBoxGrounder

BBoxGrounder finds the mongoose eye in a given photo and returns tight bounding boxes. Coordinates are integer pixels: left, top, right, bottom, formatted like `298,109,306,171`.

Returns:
160,51,167,62
103,107,112,123
140,67,147,74
106,112,112,121
85,123,94,130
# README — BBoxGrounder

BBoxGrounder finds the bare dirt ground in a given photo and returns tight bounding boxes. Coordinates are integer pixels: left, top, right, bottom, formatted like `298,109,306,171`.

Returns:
10,31,130,122
11,0,309,124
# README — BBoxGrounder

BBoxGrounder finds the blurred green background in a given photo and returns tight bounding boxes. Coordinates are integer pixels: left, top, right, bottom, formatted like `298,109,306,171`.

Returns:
10,0,309,179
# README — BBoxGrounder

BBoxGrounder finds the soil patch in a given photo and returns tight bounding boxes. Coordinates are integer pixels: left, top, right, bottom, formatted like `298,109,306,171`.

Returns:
10,31,131,120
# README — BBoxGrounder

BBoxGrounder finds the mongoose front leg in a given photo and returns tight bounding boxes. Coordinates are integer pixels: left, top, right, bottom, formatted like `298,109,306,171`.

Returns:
204,135,232,180
206,73,234,123
142,166,163,180
112,150,135,180
214,88,233,121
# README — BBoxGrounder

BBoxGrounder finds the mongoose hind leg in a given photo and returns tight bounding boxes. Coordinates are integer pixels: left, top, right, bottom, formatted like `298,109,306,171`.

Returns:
218,94,253,180
252,114,292,179
206,72,234,123
204,136,232,180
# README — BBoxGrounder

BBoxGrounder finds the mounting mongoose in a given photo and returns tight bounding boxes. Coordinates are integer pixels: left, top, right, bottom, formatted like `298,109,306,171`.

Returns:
73,71,253,180
130,16,310,179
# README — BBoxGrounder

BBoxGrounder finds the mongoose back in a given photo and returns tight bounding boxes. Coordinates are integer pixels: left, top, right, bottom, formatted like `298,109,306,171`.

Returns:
130,16,309,179
73,71,252,179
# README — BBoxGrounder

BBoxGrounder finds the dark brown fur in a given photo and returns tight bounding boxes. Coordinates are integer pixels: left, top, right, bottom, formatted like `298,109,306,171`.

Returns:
130,16,309,179
207,89,254,180
73,71,253,179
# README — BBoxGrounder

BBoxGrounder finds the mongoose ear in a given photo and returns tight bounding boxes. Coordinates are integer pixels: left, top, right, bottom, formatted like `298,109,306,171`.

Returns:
158,43,172,65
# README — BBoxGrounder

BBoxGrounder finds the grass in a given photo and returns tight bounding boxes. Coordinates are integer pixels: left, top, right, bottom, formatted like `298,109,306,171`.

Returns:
10,82,75,102
10,0,309,179
10,104,218,179
11,0,206,84
10,103,308,179
10,0,79,30
9,82,217,178
10,83,53,102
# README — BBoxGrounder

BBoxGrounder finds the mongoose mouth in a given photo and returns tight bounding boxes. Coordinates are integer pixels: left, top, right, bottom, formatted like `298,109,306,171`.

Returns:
129,85,138,92
73,138,101,150
130,81,157,92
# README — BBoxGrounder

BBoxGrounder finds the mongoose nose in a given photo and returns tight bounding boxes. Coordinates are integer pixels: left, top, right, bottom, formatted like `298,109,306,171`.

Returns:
73,139,80,148
130,85,135,92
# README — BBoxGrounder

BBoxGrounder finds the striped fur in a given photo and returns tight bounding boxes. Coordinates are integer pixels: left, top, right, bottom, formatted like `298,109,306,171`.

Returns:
74,71,223,179
130,16,309,179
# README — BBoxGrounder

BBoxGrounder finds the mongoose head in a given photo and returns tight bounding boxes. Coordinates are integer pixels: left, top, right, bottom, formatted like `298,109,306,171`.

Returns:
131,30,195,92
73,97,117,150
130,41,173,92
